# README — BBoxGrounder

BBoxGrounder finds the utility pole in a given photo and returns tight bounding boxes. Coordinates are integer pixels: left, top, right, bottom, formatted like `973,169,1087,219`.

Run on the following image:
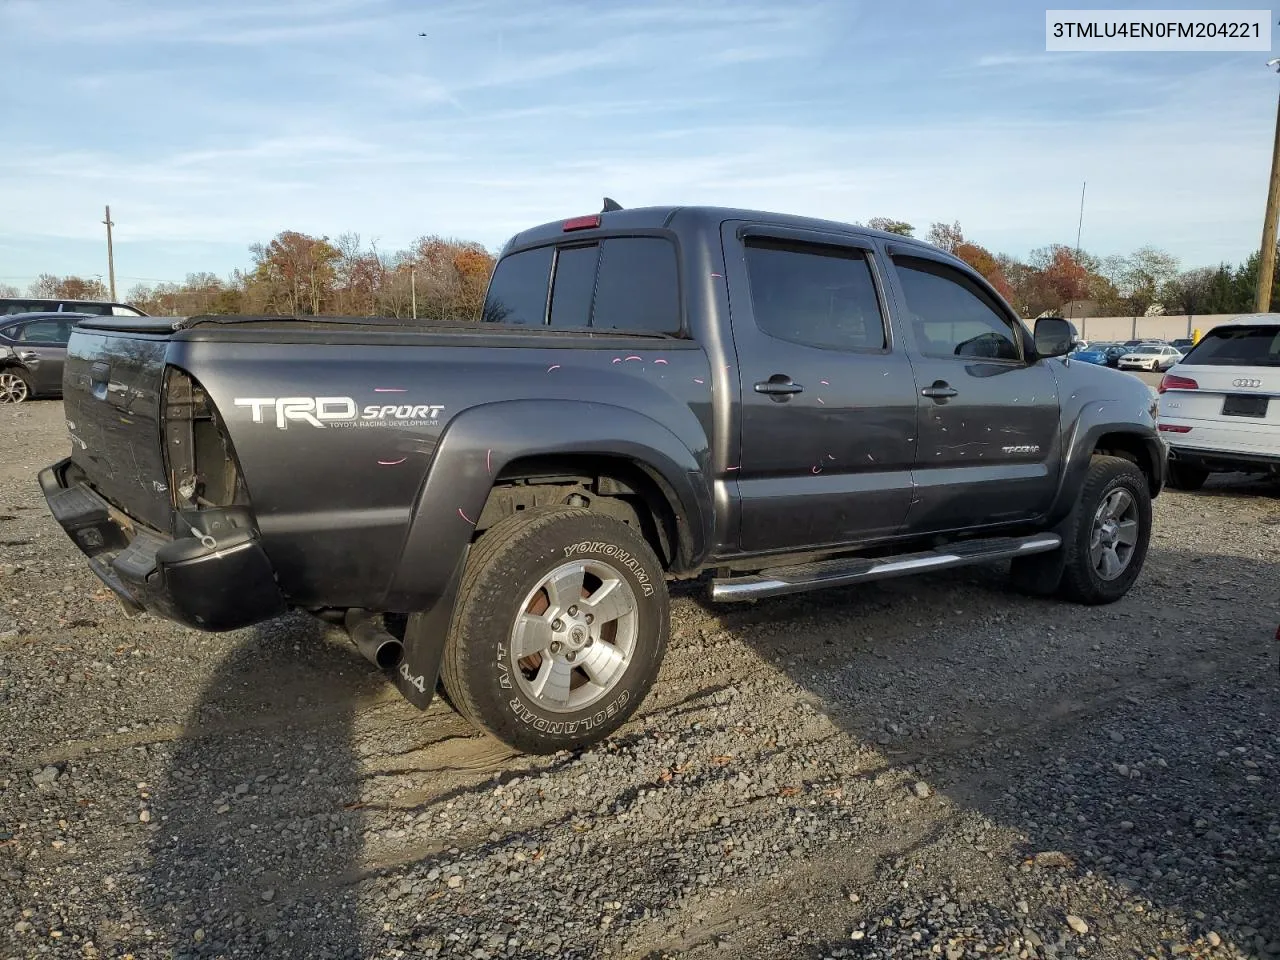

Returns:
102,206,117,301
410,266,417,320
1256,61,1280,313
1075,180,1086,257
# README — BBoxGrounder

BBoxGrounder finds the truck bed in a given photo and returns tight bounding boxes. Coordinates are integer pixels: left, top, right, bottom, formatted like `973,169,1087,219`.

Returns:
60,315,713,612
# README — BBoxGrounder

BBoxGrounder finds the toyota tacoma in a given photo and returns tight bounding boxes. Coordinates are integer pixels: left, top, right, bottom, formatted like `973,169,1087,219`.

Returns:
41,203,1163,754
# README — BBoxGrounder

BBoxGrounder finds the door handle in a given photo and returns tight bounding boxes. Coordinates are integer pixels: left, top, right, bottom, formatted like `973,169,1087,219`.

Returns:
18,350,39,362
921,381,958,400
754,375,804,399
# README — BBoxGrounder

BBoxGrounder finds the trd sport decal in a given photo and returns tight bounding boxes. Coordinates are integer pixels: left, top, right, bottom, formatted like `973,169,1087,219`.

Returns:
233,396,445,430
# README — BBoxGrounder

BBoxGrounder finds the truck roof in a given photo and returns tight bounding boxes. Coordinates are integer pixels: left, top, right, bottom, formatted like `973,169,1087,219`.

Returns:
503,205,943,256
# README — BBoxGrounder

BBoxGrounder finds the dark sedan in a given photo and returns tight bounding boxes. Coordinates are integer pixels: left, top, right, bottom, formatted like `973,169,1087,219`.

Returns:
0,312,91,403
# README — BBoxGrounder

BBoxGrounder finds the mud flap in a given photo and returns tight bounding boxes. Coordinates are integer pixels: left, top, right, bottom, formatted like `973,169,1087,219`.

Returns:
391,549,469,710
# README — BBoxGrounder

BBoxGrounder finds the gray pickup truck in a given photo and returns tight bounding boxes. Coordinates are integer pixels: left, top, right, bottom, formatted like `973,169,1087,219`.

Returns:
41,204,1163,754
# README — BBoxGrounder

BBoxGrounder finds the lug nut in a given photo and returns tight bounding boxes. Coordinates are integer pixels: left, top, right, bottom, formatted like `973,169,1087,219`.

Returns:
585,613,594,624
565,650,576,662
551,619,564,632
567,605,578,617
550,641,562,654
584,637,594,647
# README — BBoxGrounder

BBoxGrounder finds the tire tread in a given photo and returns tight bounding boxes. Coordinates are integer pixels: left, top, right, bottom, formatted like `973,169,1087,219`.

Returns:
439,507,668,753
1056,454,1151,605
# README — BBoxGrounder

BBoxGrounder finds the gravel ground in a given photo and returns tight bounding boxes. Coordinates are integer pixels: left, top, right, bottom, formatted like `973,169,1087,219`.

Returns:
1,398,1277,960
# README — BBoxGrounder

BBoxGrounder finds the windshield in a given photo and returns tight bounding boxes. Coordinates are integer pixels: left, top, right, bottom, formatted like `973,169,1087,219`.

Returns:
1132,347,1161,355
1181,325,1280,366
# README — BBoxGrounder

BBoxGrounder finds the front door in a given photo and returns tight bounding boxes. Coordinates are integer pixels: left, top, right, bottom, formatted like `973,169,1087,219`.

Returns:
883,251,1062,534
723,224,919,554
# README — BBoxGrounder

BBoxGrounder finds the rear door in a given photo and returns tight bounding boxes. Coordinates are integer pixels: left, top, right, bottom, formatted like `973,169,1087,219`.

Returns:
1159,322,1280,455
723,223,918,553
12,317,72,393
882,249,1062,534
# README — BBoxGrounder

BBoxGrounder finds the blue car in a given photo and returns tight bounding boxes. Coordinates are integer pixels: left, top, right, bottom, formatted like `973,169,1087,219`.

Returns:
1070,342,1124,366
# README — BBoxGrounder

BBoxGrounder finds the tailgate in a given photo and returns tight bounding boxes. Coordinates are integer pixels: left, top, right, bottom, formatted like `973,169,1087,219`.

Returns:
63,325,174,532
1161,363,1280,426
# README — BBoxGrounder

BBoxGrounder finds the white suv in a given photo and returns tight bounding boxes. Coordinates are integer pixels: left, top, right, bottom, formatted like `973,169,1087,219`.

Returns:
1156,314,1280,489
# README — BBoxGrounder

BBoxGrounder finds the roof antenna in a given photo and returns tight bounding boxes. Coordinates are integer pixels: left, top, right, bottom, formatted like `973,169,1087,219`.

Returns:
601,197,623,212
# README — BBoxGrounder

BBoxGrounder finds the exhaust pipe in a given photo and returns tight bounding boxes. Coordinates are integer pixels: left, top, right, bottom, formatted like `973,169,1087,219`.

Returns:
344,609,404,671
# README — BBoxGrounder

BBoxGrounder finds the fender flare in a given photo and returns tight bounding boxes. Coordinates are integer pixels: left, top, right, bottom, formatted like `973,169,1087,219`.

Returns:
1048,399,1164,525
381,399,712,708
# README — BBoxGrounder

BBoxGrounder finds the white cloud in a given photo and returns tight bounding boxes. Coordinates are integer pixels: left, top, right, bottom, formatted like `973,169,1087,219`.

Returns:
0,0,1272,283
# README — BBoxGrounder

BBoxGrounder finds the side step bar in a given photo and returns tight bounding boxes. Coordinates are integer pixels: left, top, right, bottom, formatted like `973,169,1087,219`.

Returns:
709,533,1062,602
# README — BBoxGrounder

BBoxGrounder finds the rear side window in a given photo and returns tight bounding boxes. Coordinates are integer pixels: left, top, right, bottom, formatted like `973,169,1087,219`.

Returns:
485,236,681,333
894,258,1022,361
1,300,43,315
743,239,886,350
593,237,680,333
15,319,70,343
482,246,553,324
1182,325,1280,366
548,244,599,328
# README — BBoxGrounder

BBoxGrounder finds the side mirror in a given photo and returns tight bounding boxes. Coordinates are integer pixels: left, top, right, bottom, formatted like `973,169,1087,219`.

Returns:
1034,316,1074,358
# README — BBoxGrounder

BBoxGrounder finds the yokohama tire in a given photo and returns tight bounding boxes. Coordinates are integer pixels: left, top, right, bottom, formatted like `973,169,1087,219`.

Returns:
1056,455,1152,605
440,507,669,754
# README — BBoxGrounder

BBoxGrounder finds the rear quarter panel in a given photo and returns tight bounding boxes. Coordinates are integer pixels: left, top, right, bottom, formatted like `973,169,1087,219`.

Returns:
169,334,712,608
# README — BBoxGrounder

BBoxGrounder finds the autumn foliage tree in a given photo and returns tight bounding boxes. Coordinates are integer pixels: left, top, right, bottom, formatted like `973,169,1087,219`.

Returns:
247,231,341,315
45,217,1273,322
28,274,108,300
953,241,1014,302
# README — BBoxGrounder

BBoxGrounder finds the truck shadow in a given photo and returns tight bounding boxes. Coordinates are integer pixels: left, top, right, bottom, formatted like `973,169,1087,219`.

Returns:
1182,472,1280,501
701,539,1279,952
142,615,378,959
137,512,1277,956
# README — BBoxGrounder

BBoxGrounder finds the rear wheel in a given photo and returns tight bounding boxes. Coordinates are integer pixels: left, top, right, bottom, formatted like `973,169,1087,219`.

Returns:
1167,460,1208,491
0,369,31,403
440,507,669,754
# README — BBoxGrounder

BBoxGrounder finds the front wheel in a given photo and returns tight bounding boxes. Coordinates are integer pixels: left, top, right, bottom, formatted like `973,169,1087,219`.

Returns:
1056,455,1152,604
440,507,669,754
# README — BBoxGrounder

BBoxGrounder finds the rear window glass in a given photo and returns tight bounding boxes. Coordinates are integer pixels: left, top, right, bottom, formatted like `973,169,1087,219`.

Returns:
484,236,681,333
1,300,50,315
481,247,552,324
592,237,681,333
548,244,599,328
1182,325,1280,366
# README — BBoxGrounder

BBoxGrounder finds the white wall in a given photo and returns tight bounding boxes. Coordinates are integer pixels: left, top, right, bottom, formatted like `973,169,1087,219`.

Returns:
1020,314,1242,343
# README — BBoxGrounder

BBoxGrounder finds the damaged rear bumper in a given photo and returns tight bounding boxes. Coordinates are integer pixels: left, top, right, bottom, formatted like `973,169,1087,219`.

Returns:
39,458,286,631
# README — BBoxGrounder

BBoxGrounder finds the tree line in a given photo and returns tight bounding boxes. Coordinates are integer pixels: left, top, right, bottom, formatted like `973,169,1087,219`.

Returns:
863,217,1275,317
4,221,1276,319
1,232,495,320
